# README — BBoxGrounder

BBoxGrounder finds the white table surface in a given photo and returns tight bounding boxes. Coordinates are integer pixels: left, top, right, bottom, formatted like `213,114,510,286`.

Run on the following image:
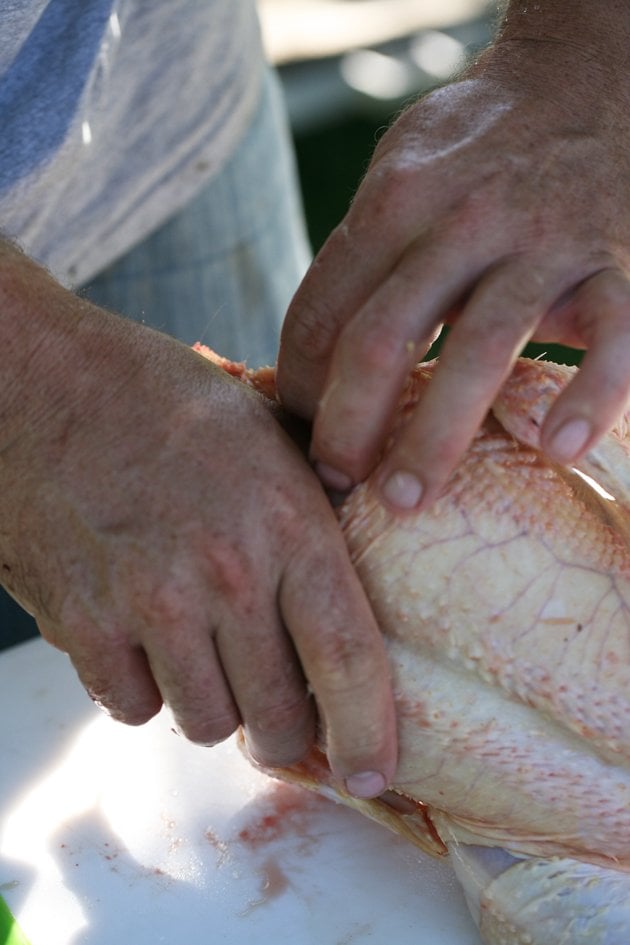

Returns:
0,637,481,945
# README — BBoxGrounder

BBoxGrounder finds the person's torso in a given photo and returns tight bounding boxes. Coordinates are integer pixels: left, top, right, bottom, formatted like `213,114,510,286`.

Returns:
0,0,264,284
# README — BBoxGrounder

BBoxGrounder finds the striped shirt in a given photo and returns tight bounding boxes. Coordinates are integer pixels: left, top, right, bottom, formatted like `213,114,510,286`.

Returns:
0,0,264,285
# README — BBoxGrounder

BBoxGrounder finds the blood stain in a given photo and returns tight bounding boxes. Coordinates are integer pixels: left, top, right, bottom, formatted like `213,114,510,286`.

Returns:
239,856,291,914
205,828,230,866
236,781,328,853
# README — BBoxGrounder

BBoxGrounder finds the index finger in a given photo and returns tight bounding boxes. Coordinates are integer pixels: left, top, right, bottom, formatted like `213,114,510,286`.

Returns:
377,258,570,510
279,536,398,799
277,161,436,420
277,219,390,419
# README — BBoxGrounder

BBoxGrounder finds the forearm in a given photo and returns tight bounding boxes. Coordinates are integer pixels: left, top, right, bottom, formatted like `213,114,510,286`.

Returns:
0,238,183,458
0,235,213,607
458,0,630,139
0,238,95,448
493,0,630,85
0,237,399,789
498,0,630,55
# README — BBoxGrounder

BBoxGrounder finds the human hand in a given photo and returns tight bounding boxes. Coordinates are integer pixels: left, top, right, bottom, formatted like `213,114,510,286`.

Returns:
277,11,630,511
0,254,396,797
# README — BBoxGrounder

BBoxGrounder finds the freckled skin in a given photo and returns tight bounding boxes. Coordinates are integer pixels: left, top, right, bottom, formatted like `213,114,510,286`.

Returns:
0,249,397,787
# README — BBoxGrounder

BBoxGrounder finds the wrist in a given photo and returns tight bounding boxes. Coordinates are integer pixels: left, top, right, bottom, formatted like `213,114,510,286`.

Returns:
465,2,629,126
494,1,630,83
0,242,72,443
0,242,141,452
498,0,629,47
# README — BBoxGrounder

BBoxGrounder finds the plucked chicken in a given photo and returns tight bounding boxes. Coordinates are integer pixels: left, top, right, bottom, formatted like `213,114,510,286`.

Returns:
197,345,630,944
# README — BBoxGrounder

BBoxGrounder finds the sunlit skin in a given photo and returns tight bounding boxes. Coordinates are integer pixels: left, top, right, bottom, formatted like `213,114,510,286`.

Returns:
277,0,630,514
1,1,628,801
0,243,397,797
249,356,630,944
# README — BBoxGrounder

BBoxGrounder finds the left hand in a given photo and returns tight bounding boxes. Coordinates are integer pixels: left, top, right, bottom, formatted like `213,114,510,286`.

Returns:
276,33,630,512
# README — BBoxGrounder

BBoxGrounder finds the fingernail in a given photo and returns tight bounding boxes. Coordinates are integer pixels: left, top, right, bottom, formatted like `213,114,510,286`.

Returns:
345,770,387,799
314,461,353,492
381,470,423,510
549,418,591,463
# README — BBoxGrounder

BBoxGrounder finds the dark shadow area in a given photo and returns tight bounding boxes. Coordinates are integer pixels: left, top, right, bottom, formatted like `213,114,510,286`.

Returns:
0,589,38,650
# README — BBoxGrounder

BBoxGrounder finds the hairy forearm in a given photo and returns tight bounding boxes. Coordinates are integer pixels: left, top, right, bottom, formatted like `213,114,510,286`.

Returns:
499,0,630,41
0,238,177,456
462,0,630,129
497,0,630,74
0,238,82,447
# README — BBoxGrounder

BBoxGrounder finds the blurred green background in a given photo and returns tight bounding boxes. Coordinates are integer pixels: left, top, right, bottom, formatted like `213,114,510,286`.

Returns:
292,111,582,366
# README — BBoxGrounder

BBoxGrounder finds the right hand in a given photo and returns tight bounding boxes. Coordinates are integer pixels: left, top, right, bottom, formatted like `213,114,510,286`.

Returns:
0,256,396,798
277,10,630,515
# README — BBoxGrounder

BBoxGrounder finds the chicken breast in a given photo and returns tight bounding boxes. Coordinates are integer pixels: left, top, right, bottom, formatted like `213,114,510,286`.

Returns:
198,345,630,944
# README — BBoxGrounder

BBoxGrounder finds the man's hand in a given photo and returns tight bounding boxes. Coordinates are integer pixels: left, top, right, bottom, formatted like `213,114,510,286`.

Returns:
0,246,396,798
277,0,630,511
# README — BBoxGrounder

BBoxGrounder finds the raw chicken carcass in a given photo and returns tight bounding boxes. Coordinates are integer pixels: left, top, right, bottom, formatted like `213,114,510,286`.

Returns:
196,345,630,944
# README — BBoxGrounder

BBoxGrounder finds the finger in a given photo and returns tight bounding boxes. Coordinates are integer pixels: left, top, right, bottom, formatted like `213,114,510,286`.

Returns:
40,612,163,725
540,268,630,463
307,234,497,488
376,258,569,510
280,539,398,799
278,221,396,418
215,612,317,768
145,624,241,747
277,164,439,418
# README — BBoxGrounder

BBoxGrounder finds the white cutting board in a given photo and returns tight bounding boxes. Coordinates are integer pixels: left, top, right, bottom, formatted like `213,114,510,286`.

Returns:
0,638,481,945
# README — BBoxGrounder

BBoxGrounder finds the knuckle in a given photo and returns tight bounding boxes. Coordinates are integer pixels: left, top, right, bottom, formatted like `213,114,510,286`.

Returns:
321,418,381,480
109,698,161,727
284,257,347,365
82,674,162,726
145,567,211,630
453,312,526,373
312,389,367,465
247,691,311,739
176,708,240,747
202,538,255,609
447,190,495,240
370,158,417,205
502,272,545,310
246,738,311,769
285,294,335,364
344,321,408,376
313,624,381,695
148,580,191,627
313,418,373,485
243,681,315,766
